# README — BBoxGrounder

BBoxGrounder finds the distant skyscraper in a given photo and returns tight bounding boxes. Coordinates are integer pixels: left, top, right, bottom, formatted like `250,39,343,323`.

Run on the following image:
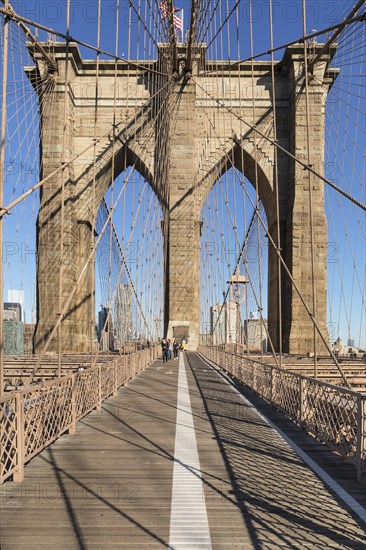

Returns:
4,321,24,356
244,318,268,352
98,306,115,351
7,290,25,321
210,301,240,345
4,302,22,322
114,284,133,348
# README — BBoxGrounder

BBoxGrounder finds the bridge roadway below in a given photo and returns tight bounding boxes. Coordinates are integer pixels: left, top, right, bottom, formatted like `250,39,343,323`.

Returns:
1,352,365,549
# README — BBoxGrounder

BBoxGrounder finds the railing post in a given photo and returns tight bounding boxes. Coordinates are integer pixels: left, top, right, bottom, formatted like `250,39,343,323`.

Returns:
113,360,119,396
96,365,102,411
68,373,77,435
127,353,135,382
13,392,24,483
299,377,306,428
120,356,125,385
269,366,274,417
125,355,129,381
132,353,136,377
356,395,365,483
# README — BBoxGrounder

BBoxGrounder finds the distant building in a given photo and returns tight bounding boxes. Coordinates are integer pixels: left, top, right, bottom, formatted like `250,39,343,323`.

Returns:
4,302,22,322
98,306,108,340
3,300,34,355
98,306,115,351
24,323,36,356
7,290,25,321
243,315,267,352
333,337,360,357
114,284,133,348
347,338,355,348
211,301,241,345
4,320,24,356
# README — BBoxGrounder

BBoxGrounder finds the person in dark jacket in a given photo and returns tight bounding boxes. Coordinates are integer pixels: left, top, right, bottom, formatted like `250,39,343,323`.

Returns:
161,339,168,362
173,339,179,360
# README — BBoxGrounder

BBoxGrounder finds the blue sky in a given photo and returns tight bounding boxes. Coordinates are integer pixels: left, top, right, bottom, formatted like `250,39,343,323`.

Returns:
8,1,359,59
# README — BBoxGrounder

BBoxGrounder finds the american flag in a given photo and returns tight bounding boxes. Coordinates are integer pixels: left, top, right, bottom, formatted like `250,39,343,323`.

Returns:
173,8,183,31
160,2,183,31
160,1,169,18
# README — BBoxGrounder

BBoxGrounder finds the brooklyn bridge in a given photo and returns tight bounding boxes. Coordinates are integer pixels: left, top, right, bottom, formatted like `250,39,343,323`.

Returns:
0,0,365,548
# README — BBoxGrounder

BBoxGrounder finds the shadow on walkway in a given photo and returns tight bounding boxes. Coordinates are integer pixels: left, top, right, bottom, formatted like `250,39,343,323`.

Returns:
187,352,366,549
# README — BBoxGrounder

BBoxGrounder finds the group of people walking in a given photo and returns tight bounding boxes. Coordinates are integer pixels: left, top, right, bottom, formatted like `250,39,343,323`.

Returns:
161,338,186,362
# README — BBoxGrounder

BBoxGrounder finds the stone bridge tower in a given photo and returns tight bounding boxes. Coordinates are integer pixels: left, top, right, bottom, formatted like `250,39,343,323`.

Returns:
28,42,338,353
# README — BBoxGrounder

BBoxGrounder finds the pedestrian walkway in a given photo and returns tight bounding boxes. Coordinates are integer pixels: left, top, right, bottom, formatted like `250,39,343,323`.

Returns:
0,352,365,549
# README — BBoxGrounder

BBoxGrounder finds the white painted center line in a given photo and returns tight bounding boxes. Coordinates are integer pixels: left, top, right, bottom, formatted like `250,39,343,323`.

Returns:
169,353,212,550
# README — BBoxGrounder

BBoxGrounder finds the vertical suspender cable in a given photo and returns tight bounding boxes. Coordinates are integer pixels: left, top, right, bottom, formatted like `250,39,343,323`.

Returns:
302,0,318,377
249,0,264,360
58,0,70,376
0,0,9,394
186,0,198,73
91,0,101,364
107,0,120,353
235,1,250,360
269,0,283,367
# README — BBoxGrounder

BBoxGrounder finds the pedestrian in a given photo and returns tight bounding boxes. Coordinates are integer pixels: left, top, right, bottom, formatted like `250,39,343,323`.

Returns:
161,339,168,363
173,339,179,360
181,338,186,351
167,339,172,360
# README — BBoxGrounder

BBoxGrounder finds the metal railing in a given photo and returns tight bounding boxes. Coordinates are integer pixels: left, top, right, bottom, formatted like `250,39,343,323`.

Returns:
0,346,159,485
198,345,366,481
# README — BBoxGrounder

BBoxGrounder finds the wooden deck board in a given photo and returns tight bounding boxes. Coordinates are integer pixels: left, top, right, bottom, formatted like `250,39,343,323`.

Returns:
0,353,365,549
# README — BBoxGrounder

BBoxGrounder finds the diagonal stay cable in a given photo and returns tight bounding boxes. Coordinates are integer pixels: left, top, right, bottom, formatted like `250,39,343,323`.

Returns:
193,77,366,211
28,70,177,379
0,76,174,218
205,0,241,51
28,158,139,382
307,0,365,72
199,13,365,76
197,103,351,387
0,2,169,76
92,198,154,367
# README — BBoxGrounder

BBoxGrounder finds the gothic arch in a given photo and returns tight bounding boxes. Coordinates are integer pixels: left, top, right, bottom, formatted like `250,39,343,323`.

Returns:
197,140,276,228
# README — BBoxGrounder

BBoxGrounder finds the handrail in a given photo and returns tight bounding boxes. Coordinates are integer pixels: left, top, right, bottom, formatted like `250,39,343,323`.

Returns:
198,345,366,482
0,345,159,485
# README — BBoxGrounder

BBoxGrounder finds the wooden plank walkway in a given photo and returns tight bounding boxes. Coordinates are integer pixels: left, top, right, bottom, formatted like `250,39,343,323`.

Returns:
0,352,365,549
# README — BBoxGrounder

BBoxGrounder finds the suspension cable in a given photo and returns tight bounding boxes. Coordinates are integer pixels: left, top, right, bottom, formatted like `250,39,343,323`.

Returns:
0,2,169,76
193,78,366,211
197,104,351,387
